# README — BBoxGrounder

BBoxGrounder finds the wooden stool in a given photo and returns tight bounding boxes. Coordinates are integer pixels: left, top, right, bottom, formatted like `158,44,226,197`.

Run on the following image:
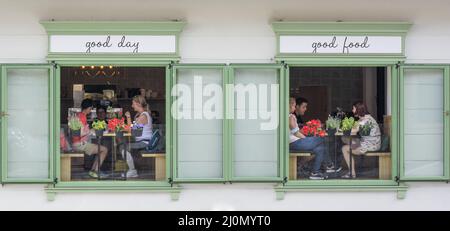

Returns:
60,152,84,181
289,152,313,180
365,152,391,180
141,153,166,181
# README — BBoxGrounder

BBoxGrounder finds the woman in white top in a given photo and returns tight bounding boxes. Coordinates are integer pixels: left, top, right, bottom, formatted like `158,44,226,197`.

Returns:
121,95,153,178
289,97,327,180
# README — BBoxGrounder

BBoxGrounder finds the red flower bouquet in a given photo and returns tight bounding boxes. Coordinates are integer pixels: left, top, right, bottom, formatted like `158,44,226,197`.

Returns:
301,119,326,137
107,117,130,133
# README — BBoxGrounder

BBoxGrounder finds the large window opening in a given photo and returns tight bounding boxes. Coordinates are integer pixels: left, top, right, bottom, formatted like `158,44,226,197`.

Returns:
288,67,391,181
59,66,166,181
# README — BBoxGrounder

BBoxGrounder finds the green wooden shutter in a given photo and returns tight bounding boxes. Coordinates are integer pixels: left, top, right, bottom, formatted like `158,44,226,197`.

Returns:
1,64,55,183
399,65,450,181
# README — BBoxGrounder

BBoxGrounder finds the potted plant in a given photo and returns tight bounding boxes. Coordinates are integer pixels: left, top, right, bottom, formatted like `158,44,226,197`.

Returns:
131,121,144,137
68,116,82,136
92,120,107,137
325,115,341,136
301,119,326,137
358,122,373,137
107,117,129,138
341,117,355,136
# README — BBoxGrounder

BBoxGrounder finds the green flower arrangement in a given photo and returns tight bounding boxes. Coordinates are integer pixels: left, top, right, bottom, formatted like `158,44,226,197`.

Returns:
341,117,355,136
68,116,82,131
325,115,341,136
326,115,341,130
68,116,82,136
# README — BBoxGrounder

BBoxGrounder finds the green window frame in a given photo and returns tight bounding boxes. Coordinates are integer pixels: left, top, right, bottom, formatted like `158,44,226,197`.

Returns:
281,63,400,185
0,64,55,184
34,21,186,200
51,63,175,189
270,21,418,199
399,64,450,181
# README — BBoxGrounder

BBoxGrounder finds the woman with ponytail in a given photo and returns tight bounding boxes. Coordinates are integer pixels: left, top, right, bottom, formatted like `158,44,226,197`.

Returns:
121,95,153,178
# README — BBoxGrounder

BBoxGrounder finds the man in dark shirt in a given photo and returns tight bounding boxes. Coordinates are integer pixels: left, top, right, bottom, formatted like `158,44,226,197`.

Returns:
294,97,308,128
293,96,342,174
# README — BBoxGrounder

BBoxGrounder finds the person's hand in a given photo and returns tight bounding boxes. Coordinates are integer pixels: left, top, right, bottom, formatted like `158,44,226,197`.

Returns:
125,111,131,118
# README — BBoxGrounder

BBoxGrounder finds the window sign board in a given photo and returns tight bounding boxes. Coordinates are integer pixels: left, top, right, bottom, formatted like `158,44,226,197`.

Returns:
279,35,402,54
49,35,176,54
40,21,185,60
272,22,411,58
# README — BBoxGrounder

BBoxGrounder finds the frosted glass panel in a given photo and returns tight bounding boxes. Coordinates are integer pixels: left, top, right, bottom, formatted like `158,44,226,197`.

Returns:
6,69,49,179
176,69,223,179
404,68,444,177
233,69,279,178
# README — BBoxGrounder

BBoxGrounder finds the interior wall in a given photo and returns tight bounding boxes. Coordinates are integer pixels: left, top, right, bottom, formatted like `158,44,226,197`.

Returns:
290,67,364,122
60,67,166,124
363,67,378,120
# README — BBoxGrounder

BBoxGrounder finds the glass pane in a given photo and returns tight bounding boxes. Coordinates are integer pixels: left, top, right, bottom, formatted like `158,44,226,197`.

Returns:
7,69,49,179
59,67,167,181
404,68,444,177
176,68,223,179
289,67,391,180
233,69,279,177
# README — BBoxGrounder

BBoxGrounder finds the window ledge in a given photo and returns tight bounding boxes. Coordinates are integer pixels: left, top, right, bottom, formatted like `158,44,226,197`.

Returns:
44,184,182,201
274,183,408,200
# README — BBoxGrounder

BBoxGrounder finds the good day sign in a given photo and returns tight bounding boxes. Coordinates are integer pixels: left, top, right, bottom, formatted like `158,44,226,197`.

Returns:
49,35,176,54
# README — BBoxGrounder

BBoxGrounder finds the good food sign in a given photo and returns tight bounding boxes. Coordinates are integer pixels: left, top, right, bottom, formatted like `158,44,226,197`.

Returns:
279,35,403,54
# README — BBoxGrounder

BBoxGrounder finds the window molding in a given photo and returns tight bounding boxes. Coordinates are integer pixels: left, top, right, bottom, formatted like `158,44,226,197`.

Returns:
40,21,186,63
43,62,179,201
276,61,406,199
37,21,186,201
272,21,412,63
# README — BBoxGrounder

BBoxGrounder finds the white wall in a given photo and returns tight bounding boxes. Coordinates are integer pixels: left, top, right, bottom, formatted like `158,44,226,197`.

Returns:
1,0,450,210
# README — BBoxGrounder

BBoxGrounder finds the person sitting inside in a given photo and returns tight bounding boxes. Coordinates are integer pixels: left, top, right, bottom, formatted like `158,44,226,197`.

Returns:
71,99,108,178
341,101,381,179
95,105,108,123
289,97,327,180
294,97,308,128
294,97,342,174
120,95,153,178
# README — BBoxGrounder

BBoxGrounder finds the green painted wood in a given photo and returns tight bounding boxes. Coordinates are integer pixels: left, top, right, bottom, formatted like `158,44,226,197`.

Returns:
281,61,401,188
399,64,450,181
228,64,284,182
41,21,186,34
171,64,227,183
275,183,408,200
272,21,412,59
1,64,55,184
41,21,186,62
51,63,175,189
272,21,412,34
